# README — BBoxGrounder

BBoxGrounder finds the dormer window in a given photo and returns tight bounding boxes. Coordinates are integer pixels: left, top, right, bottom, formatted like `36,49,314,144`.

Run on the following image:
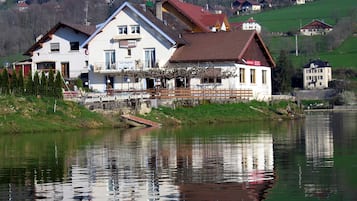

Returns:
118,25,127,35
131,25,140,34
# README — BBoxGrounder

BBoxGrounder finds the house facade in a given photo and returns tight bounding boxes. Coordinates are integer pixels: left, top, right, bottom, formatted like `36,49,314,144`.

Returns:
169,31,275,100
24,22,95,80
303,59,332,89
82,2,183,92
242,17,261,33
300,19,333,36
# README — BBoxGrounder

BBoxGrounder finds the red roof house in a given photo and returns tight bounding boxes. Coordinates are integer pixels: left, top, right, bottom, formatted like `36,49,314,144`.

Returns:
300,19,333,36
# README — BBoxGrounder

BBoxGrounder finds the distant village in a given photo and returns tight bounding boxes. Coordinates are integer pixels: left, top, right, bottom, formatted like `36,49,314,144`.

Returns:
2,0,350,109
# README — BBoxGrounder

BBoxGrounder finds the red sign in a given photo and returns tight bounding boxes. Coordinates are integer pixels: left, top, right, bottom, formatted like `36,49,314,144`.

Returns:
246,60,261,66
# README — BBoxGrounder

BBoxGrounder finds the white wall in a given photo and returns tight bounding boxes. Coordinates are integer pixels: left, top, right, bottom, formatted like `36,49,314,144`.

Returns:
31,26,89,78
87,8,176,92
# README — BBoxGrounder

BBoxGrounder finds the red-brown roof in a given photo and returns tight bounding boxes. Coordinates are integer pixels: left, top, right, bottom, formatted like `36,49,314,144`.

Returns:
170,30,275,67
301,19,333,30
163,0,229,32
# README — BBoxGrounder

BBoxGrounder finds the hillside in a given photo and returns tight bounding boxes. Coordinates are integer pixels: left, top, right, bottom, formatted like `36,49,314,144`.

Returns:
230,0,357,33
230,0,357,69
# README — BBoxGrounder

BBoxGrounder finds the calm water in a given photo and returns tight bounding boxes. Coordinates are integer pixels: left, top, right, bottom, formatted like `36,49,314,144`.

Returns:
0,111,356,201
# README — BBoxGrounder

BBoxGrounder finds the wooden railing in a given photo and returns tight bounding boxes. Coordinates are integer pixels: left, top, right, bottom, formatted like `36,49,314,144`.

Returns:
147,88,253,100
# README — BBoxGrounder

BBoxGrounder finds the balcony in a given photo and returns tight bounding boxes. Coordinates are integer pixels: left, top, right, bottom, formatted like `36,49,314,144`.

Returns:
93,60,143,73
112,34,141,41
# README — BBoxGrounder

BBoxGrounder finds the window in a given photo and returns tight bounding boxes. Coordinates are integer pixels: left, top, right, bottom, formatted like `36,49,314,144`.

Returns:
130,25,140,34
250,69,256,84
70,41,79,51
37,62,55,71
239,68,245,83
202,77,221,84
127,49,132,56
144,48,156,68
50,43,60,52
118,25,127,35
262,70,267,84
105,50,116,70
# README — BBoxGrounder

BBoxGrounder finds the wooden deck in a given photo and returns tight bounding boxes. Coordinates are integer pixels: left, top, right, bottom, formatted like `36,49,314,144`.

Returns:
121,114,161,128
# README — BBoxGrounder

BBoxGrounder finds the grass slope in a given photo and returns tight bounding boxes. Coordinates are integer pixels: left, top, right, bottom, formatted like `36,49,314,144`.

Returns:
141,101,301,126
0,96,112,133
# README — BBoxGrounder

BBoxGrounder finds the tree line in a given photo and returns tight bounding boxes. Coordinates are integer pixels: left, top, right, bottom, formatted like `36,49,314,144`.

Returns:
0,69,63,98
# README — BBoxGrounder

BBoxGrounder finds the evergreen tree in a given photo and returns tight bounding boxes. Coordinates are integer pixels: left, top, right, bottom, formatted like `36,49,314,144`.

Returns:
25,74,34,96
54,71,63,99
40,71,47,97
17,70,24,96
47,70,55,97
11,70,18,95
2,69,9,95
272,50,294,94
33,71,40,96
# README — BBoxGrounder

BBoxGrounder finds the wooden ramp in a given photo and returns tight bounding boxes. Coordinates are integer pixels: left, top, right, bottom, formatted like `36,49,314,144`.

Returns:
121,114,161,128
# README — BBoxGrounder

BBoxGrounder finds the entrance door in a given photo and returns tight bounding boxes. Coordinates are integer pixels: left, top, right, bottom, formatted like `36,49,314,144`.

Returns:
146,78,155,89
61,62,70,79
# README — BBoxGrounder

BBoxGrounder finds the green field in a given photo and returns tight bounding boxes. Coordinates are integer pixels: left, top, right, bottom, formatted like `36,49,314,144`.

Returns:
231,0,357,69
230,0,357,32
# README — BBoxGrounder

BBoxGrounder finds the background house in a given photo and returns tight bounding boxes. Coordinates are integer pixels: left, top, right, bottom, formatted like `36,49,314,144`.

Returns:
303,59,332,89
300,19,333,36
24,22,95,81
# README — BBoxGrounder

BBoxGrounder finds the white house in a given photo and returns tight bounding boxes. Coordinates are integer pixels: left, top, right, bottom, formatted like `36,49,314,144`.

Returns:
242,17,261,33
303,59,332,89
296,0,306,5
169,31,276,100
81,2,183,92
24,22,95,80
300,19,333,36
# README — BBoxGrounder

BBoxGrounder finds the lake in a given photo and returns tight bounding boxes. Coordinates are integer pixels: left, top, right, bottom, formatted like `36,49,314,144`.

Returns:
0,111,356,200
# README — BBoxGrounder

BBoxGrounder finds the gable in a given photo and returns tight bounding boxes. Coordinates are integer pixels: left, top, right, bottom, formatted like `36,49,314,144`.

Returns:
241,35,273,67
82,2,178,48
24,22,95,56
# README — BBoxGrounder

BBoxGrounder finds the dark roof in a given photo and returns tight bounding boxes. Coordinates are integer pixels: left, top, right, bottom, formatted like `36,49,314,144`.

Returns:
24,22,96,56
170,30,275,67
304,59,331,68
131,4,185,45
301,19,333,30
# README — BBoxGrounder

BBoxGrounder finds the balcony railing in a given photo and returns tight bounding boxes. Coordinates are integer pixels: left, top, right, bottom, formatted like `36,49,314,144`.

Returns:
93,60,144,73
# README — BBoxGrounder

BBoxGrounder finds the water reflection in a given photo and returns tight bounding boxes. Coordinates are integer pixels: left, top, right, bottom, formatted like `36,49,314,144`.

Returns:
1,112,356,201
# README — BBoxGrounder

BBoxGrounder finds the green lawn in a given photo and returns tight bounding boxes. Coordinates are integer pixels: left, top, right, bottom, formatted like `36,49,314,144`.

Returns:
230,0,357,32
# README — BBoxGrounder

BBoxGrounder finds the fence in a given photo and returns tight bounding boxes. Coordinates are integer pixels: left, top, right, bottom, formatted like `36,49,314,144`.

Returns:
146,88,253,100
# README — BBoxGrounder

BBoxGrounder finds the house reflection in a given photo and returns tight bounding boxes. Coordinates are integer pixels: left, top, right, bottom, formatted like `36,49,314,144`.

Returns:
31,130,275,200
303,112,336,199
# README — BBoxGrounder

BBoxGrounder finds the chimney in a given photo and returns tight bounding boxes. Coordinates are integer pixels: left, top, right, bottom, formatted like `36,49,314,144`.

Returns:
156,1,163,21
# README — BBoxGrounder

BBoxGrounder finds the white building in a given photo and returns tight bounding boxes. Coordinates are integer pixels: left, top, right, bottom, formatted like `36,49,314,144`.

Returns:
303,59,332,89
24,22,95,80
242,17,261,33
81,2,183,92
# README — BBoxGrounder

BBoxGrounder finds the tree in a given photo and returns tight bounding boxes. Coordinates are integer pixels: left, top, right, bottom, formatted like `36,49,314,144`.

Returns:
11,70,18,95
47,70,55,97
17,70,24,95
54,71,63,99
25,74,34,96
1,68,9,95
272,50,294,94
40,71,47,96
33,71,40,96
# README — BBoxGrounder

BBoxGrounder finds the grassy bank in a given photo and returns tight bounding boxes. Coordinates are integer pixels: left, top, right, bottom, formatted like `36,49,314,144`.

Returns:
0,96,113,133
141,100,302,126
